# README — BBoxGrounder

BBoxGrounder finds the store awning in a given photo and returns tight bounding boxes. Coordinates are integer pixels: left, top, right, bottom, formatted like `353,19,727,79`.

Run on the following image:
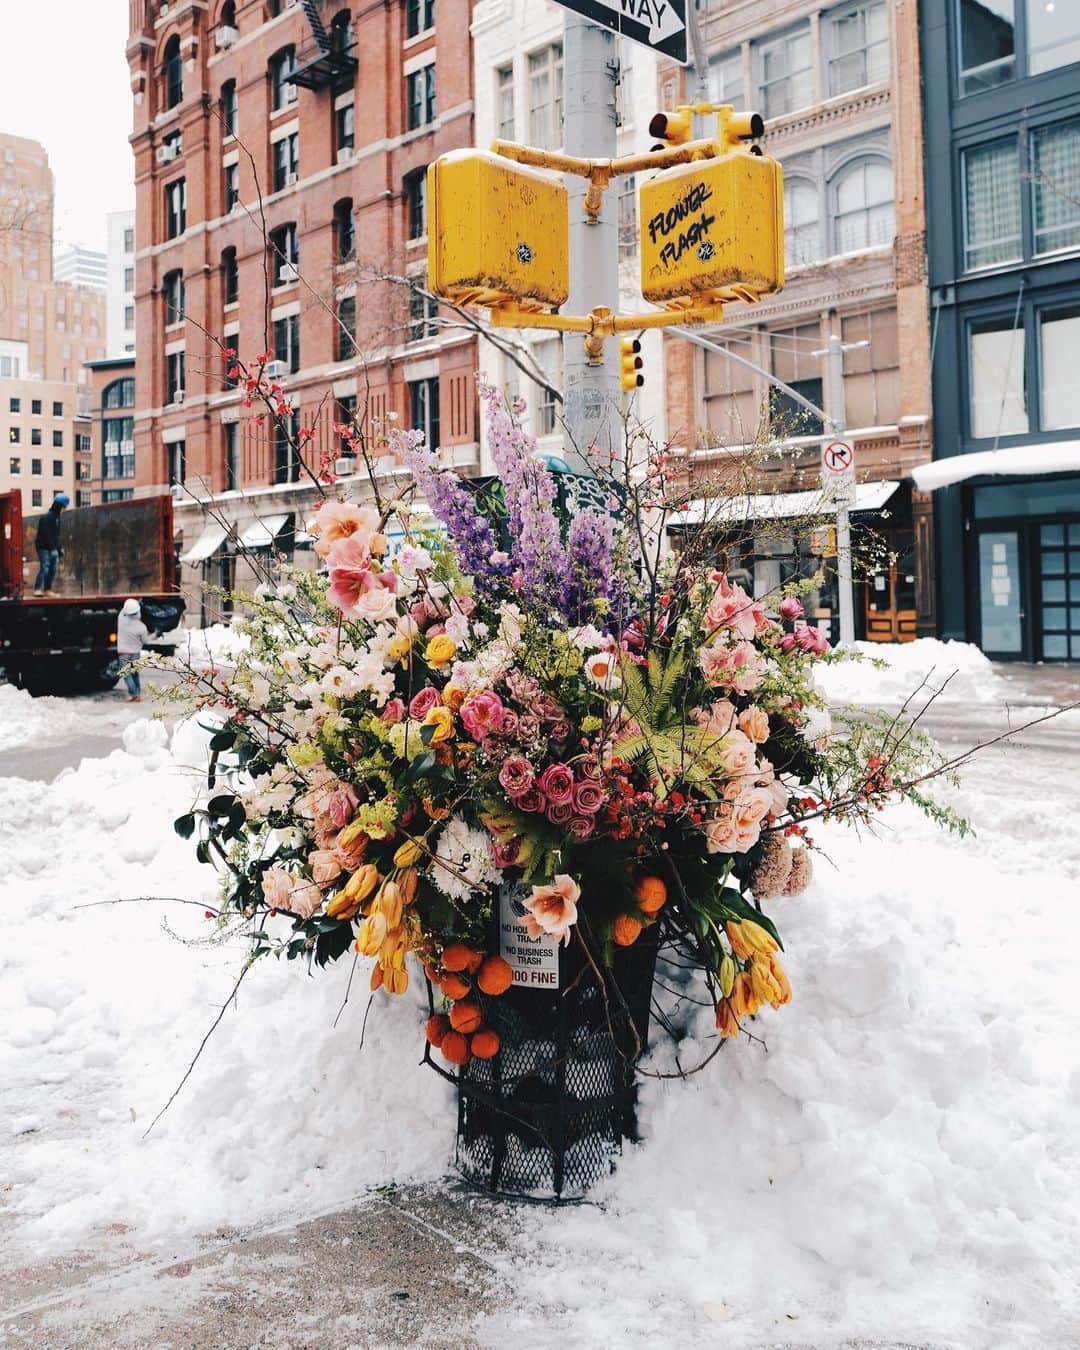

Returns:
236,514,289,549
912,441,1080,491
180,521,229,564
671,480,900,528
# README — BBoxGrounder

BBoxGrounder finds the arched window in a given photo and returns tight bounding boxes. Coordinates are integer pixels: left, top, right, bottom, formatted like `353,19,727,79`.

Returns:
269,46,297,111
163,35,183,110
334,198,355,263
221,246,239,305
103,377,135,410
220,0,236,26
221,79,238,137
784,179,820,268
833,157,894,254
163,269,185,326
269,223,299,284
329,10,353,55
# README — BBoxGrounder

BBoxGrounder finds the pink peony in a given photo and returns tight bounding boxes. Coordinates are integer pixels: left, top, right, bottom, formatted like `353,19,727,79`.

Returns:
498,755,534,796
522,874,580,945
699,641,765,695
572,779,606,814
312,501,380,559
513,786,545,814
779,595,805,620
538,763,575,806
381,697,406,725
460,690,504,740
409,687,442,720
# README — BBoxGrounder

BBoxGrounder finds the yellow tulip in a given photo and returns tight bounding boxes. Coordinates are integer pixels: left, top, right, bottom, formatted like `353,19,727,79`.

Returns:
379,926,408,970
339,818,369,848
343,863,379,902
749,956,789,1010
384,965,409,995
398,866,419,905
355,911,388,956
376,880,404,929
729,971,760,1020
425,635,457,668
715,999,740,1039
725,918,778,961
422,706,454,744
719,954,735,999
393,839,423,869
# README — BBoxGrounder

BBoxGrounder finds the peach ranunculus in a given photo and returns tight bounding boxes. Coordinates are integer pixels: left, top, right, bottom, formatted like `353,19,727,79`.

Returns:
311,501,380,559
308,849,343,887
704,576,767,641
522,874,581,946
261,865,295,909
738,705,770,744
698,640,765,695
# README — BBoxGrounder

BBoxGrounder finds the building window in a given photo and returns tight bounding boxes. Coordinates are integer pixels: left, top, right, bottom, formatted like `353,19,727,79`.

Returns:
405,170,427,239
124,304,135,328
31,457,42,475
163,34,183,109
768,323,824,438
1027,2,1080,76
52,459,62,475
1031,119,1080,257
9,397,19,413
1039,307,1080,431
496,65,515,140
785,177,820,267
272,131,299,191
222,246,239,304
52,431,62,448
168,440,186,487
167,350,186,404
406,0,435,38
163,269,185,326
123,226,135,252
9,456,19,472
77,434,92,453
31,489,42,507
409,377,440,449
963,139,1020,270
842,308,900,426
165,178,187,239
528,44,563,150
274,410,302,483
224,420,240,491
104,415,135,478
407,65,437,130
273,313,300,372
409,286,438,341
124,265,134,292
221,79,238,137
51,400,62,417
329,10,353,55
833,157,894,253
31,429,41,446
104,378,134,409
31,399,41,416
536,340,562,436
8,427,19,443
336,101,355,159
969,315,1027,438
708,48,744,105
270,222,299,283
756,24,813,120
617,174,637,259
959,0,1015,95
225,161,240,211
336,294,356,361
827,1,888,96
270,47,297,111
333,198,355,262
337,394,357,456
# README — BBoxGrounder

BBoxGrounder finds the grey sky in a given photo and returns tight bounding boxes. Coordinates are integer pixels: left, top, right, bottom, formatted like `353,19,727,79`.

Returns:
0,1,134,254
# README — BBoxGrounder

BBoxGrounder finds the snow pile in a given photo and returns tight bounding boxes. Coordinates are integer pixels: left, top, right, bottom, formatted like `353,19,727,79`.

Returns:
172,623,249,672
817,638,1009,706
0,683,85,752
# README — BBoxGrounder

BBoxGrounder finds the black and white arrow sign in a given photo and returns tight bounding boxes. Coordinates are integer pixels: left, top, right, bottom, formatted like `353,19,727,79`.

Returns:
550,0,687,63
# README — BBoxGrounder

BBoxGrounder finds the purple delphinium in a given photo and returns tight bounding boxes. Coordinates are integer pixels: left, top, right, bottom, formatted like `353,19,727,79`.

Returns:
565,508,615,623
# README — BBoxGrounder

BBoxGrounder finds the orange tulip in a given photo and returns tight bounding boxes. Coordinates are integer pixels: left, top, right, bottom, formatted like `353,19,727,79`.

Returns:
725,918,778,961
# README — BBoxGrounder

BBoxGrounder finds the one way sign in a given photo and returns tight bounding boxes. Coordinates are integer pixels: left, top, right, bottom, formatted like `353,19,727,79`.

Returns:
551,0,687,63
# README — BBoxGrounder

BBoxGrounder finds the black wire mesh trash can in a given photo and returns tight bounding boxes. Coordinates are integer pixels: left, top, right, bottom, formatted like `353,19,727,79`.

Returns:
455,896,659,1201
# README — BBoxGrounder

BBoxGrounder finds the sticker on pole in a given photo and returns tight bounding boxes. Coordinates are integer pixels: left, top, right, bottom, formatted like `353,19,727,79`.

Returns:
498,883,560,989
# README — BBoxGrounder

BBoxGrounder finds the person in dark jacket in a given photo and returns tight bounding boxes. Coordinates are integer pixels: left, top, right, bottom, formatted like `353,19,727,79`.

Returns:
33,493,69,595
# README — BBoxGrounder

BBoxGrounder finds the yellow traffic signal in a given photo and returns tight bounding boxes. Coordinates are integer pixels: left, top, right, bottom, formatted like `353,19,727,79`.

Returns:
620,338,643,392
427,151,569,310
639,144,784,306
716,109,765,153
648,109,693,148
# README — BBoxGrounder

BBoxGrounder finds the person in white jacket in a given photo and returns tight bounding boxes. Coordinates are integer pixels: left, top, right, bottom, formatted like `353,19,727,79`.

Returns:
117,598,152,702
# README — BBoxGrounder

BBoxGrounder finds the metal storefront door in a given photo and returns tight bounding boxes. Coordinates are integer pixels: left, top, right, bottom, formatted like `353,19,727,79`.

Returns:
977,530,1026,658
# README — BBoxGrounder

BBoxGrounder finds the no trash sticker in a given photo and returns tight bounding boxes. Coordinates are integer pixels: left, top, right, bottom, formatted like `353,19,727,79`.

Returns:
499,883,560,988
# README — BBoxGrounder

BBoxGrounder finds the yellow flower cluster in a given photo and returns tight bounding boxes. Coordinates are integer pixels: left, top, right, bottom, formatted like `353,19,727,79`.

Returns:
715,919,792,1039
354,864,421,995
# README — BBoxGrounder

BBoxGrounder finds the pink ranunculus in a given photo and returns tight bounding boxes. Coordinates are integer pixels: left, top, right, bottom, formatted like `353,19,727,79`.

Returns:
409,686,442,720
494,708,519,738
513,786,545,814
460,690,504,740
716,729,757,779
794,623,830,655
572,779,606,814
779,595,805,620
698,641,765,695
498,755,534,796
738,705,771,745
381,697,406,725
705,577,764,641
261,865,295,909
312,501,380,559
546,801,574,826
566,814,596,840
309,849,343,887
327,783,359,829
522,874,580,946
538,763,575,806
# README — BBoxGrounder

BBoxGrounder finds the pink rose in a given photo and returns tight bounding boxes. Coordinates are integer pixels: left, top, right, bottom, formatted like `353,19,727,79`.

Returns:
546,801,574,826
779,633,797,655
381,697,406,725
261,865,295,910
494,708,519,738
522,874,580,946
697,698,737,738
513,786,545,814
794,623,830,655
732,786,773,834
327,783,358,829
289,880,320,920
779,595,804,620
409,687,442,720
538,763,575,806
716,729,757,779
309,850,343,887
492,836,522,869
572,780,606,814
566,814,596,840
498,755,534,796
577,756,602,781
738,706,770,745
353,577,398,622
461,690,504,739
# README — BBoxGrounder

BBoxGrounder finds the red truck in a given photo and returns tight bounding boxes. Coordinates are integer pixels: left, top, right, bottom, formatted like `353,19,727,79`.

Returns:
0,492,186,695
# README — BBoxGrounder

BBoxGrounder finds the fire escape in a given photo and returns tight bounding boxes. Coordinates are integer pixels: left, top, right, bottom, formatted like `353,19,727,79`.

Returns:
288,0,358,92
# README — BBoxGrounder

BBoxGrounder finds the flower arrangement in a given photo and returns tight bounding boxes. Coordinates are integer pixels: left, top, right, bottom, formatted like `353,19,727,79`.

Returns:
172,384,960,1074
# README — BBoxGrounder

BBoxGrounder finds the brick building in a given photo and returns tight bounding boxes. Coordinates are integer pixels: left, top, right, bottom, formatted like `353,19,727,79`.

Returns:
658,0,935,642
125,0,478,602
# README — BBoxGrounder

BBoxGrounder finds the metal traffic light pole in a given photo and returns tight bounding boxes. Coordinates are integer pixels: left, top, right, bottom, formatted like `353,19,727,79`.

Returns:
561,14,621,475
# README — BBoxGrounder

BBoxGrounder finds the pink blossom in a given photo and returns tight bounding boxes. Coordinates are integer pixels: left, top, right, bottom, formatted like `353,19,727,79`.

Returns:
794,623,830,655
498,755,534,796
779,595,805,620
538,763,575,806
546,801,574,826
327,783,359,828
311,501,380,559
572,780,606,814
705,576,766,640
381,697,406,725
522,874,580,945
461,690,504,739
409,687,442,720
566,814,596,840
698,641,765,695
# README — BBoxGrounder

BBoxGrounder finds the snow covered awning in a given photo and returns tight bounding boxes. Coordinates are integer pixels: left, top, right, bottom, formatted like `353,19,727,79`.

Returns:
236,514,289,549
671,480,900,528
180,521,229,563
912,441,1080,491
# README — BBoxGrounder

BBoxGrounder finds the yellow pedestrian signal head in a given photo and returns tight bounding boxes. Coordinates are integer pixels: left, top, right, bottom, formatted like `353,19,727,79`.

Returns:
649,109,693,148
427,150,569,311
639,143,784,307
716,108,765,153
620,338,643,392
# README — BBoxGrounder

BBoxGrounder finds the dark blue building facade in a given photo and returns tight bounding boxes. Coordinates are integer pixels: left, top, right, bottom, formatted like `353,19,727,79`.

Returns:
921,0,1080,659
